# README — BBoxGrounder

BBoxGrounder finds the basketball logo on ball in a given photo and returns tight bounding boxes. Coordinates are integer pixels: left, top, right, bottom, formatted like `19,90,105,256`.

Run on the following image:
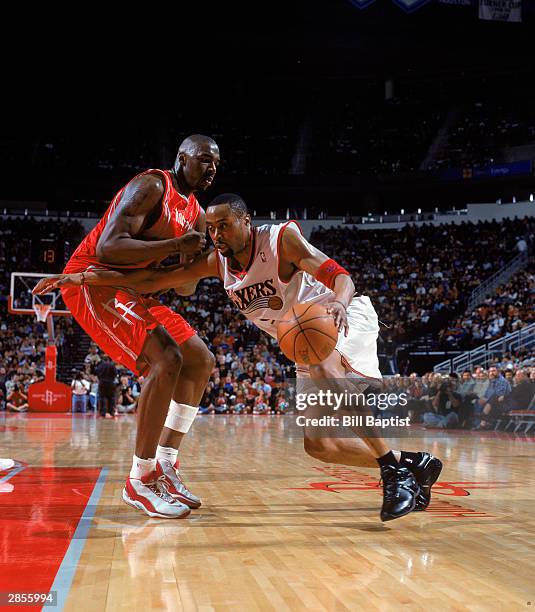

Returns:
277,303,338,365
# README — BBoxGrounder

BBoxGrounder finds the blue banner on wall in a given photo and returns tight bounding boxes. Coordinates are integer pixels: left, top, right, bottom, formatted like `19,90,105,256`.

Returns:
440,160,532,181
348,0,377,7
391,0,433,11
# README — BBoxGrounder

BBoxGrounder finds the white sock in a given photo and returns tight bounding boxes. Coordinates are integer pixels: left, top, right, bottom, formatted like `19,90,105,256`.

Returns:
156,445,179,466
130,455,156,479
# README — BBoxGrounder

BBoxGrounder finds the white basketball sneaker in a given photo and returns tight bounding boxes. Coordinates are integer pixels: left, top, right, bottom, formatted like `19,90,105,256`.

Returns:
122,470,191,519
156,459,202,509
0,458,15,472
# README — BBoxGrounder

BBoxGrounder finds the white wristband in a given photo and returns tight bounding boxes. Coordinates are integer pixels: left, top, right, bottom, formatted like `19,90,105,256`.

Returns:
164,401,199,433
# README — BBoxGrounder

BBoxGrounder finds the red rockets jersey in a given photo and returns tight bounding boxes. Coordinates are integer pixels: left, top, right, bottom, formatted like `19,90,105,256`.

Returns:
65,169,202,273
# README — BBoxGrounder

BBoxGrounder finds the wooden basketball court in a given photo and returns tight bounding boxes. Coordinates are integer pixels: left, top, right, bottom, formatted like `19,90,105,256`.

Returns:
1,412,534,611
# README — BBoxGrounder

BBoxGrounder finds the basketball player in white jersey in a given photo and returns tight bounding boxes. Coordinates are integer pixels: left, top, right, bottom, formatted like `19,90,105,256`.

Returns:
33,194,442,521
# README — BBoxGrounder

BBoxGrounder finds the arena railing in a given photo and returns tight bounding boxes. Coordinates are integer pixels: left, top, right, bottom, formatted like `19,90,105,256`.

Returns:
433,322,535,374
467,249,530,311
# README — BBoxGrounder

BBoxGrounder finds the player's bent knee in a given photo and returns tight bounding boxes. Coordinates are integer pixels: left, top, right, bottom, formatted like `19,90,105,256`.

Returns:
303,437,336,463
203,350,216,377
182,338,215,376
193,346,215,373
156,345,183,377
206,349,216,369
309,363,336,380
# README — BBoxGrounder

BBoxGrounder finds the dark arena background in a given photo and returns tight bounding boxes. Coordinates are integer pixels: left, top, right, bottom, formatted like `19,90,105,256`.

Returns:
1,3,534,611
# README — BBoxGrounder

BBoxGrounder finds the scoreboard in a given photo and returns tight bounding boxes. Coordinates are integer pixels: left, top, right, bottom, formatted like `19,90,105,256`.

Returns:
32,238,71,273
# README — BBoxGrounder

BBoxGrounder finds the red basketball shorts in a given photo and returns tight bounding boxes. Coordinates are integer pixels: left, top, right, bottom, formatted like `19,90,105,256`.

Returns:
61,285,196,375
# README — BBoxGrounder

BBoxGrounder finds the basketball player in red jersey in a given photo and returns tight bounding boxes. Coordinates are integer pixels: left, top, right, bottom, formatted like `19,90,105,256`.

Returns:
36,193,442,521
59,135,220,518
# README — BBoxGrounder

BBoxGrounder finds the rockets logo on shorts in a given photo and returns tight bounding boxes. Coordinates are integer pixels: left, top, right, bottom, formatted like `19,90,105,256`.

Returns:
226,278,283,313
102,298,144,328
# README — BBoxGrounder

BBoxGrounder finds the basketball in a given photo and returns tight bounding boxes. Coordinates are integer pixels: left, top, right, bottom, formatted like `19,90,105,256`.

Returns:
277,302,339,365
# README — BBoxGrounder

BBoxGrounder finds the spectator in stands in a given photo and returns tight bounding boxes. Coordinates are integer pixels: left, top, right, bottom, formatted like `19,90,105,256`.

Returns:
209,389,227,414
84,344,101,373
429,99,535,172
0,367,6,411
86,375,98,411
501,370,534,412
117,374,136,414
80,365,99,411
457,370,478,428
6,384,29,413
253,390,269,415
233,387,247,414
311,217,534,352
473,367,490,399
422,377,461,429
416,372,443,419
405,372,427,421
273,395,290,414
71,371,90,413
95,355,118,418
253,376,272,400
131,376,142,404
474,366,512,430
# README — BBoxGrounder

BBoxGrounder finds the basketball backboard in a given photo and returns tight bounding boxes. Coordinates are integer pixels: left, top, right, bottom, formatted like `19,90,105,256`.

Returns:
9,272,70,317
9,272,72,412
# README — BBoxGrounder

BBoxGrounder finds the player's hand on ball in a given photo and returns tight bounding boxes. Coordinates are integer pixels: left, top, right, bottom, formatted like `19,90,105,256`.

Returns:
32,274,81,295
175,230,206,255
326,301,349,336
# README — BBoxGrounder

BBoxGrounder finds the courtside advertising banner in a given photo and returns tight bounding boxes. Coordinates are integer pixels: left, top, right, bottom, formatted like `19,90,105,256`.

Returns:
479,0,522,21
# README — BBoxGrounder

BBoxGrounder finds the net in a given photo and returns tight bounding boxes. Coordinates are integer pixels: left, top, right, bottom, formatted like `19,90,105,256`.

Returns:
33,303,52,322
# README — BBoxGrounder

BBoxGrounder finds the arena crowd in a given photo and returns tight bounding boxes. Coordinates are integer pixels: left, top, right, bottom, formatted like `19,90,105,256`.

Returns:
1,215,534,427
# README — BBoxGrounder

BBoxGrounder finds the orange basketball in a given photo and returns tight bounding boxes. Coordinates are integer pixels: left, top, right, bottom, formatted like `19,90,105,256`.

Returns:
277,302,338,365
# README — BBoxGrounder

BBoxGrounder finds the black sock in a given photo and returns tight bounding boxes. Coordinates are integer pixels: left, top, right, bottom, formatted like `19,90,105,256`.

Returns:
376,451,398,468
400,451,421,465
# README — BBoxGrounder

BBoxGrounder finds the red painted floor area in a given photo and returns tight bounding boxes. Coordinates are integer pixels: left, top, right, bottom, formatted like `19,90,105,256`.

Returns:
0,467,101,610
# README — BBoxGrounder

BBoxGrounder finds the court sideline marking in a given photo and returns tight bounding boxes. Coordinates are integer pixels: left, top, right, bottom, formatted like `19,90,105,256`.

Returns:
0,462,27,484
44,466,109,611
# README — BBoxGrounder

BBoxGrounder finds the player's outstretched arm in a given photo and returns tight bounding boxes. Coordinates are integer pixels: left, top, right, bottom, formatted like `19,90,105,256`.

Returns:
32,251,219,296
96,174,205,265
174,209,207,296
280,225,355,335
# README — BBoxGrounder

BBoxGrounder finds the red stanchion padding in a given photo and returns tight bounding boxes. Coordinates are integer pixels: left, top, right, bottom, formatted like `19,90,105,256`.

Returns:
29,344,72,412
28,381,72,412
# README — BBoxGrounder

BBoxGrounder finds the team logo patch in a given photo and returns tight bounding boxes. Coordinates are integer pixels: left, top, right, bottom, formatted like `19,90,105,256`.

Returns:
227,279,283,314
268,296,283,310
102,298,143,328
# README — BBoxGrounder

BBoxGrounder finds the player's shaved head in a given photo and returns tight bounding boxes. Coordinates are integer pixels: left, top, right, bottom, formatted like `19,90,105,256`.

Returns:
173,134,220,194
178,134,218,156
208,193,249,218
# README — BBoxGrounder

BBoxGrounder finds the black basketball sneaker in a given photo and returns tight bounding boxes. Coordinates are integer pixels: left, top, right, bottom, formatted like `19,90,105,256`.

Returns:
401,452,443,511
379,464,420,522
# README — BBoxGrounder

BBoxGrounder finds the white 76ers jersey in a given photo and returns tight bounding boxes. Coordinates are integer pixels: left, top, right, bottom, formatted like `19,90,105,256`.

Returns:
217,222,334,339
